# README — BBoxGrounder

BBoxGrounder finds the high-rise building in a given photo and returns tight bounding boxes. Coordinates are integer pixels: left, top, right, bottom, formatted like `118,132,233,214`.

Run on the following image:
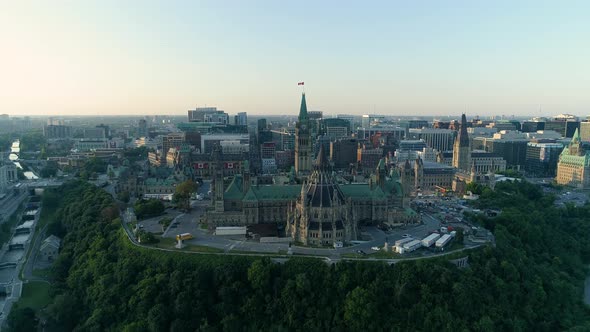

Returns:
43,124,72,139
322,118,350,138
138,119,147,137
295,93,312,175
526,140,564,177
188,107,229,124
408,128,455,152
579,122,590,142
452,114,471,171
235,112,248,126
330,138,359,169
162,133,185,157
337,114,355,132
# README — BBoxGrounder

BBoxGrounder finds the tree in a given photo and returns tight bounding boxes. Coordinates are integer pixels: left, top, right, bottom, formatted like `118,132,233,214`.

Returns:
173,180,198,211
6,307,38,332
134,199,165,219
117,191,131,203
40,165,58,178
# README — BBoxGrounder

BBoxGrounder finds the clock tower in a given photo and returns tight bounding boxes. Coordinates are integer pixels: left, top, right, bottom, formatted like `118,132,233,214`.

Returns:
295,93,312,175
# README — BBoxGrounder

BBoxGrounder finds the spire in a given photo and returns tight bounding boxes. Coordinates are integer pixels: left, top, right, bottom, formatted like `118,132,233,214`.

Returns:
572,128,581,143
299,93,308,121
457,113,469,146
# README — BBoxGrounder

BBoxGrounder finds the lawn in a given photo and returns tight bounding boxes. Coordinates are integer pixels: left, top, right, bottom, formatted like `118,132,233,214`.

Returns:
368,250,401,259
16,281,52,311
150,236,223,253
32,268,52,279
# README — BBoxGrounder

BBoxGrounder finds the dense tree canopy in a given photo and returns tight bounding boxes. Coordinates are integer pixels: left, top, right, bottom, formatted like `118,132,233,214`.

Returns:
20,130,46,152
173,179,198,211
134,199,165,219
40,180,590,331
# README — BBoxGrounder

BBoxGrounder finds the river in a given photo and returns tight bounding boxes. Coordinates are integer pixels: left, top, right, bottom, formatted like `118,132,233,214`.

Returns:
9,140,38,180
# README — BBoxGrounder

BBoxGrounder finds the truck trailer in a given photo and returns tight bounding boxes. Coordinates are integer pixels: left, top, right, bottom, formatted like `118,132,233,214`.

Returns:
435,234,452,248
402,239,422,253
421,233,441,247
214,226,247,236
395,237,413,246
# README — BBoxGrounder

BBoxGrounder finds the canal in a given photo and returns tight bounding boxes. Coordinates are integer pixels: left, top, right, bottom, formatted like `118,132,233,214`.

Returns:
9,140,38,180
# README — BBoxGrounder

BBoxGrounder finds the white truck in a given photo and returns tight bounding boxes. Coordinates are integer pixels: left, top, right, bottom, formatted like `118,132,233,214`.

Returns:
402,239,422,253
421,233,441,247
214,226,247,236
394,238,414,253
435,234,452,248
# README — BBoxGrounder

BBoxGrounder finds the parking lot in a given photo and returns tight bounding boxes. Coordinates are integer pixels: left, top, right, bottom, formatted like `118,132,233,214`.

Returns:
554,190,588,207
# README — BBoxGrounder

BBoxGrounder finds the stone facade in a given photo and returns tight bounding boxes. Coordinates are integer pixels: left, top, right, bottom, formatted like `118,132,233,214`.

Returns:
556,129,590,188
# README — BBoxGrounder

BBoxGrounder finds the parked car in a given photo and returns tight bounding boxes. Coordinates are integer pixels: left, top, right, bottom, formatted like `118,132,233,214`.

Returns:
371,246,380,251
402,234,411,238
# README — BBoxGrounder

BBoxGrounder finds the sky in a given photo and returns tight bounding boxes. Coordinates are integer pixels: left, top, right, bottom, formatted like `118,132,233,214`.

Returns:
0,1,589,117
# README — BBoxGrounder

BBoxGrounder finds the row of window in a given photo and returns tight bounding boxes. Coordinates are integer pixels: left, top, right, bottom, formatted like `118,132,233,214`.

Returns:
308,231,343,239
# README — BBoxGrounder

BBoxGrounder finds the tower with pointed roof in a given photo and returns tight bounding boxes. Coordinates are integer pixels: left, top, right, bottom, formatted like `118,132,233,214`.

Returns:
452,113,471,171
295,93,312,175
556,128,590,188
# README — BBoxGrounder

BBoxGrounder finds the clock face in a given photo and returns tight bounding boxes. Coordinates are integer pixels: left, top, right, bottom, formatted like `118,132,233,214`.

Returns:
301,124,307,130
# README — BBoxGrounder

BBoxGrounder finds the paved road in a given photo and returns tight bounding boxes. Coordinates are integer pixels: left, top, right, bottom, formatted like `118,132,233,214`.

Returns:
0,192,27,223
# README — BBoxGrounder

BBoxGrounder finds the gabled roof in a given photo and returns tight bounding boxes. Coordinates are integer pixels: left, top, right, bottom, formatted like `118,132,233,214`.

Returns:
41,235,61,251
224,174,244,200
242,187,258,202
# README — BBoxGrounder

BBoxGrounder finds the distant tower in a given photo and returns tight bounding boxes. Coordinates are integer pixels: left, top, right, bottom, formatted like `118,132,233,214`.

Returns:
401,160,413,197
242,159,251,194
452,114,471,171
295,93,312,175
414,158,424,190
375,159,386,189
212,144,225,212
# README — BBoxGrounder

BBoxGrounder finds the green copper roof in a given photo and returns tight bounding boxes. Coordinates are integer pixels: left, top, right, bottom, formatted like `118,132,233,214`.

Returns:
298,93,308,121
243,187,258,202
559,148,590,167
224,175,244,200
252,185,301,200
572,128,581,143
405,208,418,216
372,185,387,199
340,184,373,198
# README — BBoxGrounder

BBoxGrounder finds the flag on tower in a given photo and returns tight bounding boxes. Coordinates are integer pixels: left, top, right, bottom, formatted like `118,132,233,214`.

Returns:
298,82,304,86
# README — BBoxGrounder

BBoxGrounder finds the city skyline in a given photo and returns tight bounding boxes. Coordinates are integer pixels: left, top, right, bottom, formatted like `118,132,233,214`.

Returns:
1,1,590,117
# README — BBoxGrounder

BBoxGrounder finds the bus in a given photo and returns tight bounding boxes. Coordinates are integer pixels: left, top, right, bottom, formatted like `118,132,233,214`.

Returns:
176,233,193,241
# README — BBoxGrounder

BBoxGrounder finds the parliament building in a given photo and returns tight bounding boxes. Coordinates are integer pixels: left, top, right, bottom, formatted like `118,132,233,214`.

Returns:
205,94,419,243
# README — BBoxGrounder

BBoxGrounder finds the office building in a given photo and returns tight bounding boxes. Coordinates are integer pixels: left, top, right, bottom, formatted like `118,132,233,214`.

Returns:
188,107,229,124
526,140,564,177
408,128,455,152
235,112,248,126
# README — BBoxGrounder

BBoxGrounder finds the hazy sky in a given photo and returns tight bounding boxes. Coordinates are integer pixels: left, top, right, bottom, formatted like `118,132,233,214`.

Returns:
1,1,589,117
